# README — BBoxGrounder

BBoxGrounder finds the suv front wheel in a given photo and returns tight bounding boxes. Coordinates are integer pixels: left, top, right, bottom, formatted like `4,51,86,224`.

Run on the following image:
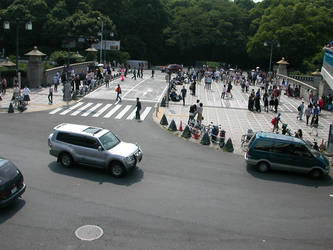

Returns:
258,162,269,173
110,163,125,178
59,152,73,168
309,169,323,179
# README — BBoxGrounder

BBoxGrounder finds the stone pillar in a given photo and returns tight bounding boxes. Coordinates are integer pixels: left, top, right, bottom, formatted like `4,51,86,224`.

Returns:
25,46,46,88
312,70,323,99
276,57,289,76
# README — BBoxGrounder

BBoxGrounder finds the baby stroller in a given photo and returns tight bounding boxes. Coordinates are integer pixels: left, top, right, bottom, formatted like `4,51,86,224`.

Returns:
16,96,27,112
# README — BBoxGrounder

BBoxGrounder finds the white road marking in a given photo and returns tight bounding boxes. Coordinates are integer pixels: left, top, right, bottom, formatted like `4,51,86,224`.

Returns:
81,103,103,117
329,194,333,197
126,108,137,120
140,107,152,120
115,105,132,119
60,102,84,115
122,79,147,98
49,107,63,114
104,104,122,118
92,104,112,117
71,103,93,116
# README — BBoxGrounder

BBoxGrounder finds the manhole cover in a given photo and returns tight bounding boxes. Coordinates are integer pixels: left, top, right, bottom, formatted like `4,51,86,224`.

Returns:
75,225,104,241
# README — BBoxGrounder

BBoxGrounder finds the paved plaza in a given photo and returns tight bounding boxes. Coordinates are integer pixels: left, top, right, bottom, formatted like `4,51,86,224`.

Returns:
163,78,332,154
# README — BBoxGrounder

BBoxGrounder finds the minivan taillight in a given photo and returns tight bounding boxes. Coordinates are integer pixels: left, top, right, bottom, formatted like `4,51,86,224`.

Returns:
0,189,10,199
18,176,24,187
246,151,251,158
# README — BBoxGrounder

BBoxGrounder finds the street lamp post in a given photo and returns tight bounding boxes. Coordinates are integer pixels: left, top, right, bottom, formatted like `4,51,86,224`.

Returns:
97,17,104,64
264,41,280,73
3,19,32,84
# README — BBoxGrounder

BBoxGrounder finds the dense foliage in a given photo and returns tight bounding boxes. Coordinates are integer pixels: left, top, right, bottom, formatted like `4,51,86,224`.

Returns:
0,0,332,72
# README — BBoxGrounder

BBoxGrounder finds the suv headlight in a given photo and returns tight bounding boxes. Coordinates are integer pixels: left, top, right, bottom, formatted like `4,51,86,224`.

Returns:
125,155,135,163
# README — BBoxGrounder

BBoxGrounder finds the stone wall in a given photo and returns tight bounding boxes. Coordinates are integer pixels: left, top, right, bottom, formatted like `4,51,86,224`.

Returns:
44,61,95,86
276,73,318,101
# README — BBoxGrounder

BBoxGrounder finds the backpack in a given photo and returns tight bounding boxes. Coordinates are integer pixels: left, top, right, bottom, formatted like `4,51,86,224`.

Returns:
297,105,301,111
189,104,196,113
271,117,277,125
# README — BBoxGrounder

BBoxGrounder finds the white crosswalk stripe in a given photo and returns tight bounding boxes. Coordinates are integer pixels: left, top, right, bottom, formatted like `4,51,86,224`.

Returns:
71,103,93,116
49,102,153,121
140,107,152,120
92,104,112,117
115,105,131,119
59,102,84,115
126,108,137,120
49,107,62,114
104,104,122,118
81,103,103,117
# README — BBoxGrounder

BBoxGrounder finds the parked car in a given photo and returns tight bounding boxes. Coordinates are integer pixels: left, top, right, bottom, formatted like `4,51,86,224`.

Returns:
0,158,26,208
244,131,330,179
48,123,143,177
167,64,183,72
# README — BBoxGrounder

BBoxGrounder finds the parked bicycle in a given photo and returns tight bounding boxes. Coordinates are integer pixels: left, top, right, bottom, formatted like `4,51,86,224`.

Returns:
241,129,255,151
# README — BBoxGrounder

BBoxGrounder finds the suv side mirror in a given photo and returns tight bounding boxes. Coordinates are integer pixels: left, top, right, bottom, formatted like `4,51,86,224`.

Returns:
98,146,103,151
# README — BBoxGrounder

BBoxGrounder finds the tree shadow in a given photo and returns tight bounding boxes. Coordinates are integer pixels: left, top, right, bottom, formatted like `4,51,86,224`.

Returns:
48,162,144,186
246,164,333,188
0,198,26,224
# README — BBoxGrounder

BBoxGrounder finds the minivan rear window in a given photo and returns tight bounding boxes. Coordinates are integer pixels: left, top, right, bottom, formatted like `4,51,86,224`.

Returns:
253,139,272,151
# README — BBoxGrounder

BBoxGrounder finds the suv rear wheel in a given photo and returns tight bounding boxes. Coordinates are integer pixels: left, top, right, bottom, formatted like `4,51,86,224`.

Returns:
258,162,269,173
309,169,323,179
59,152,73,168
110,163,125,178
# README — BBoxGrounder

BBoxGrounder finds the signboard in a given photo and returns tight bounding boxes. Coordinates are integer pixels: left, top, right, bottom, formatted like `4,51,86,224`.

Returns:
92,40,120,51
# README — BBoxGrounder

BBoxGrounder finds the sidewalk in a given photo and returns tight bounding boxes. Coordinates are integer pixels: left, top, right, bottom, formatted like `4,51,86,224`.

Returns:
0,87,71,113
162,80,332,155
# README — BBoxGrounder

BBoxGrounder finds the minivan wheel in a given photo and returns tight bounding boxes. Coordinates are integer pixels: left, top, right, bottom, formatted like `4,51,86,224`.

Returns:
59,153,73,168
110,164,125,178
309,169,323,179
258,162,269,173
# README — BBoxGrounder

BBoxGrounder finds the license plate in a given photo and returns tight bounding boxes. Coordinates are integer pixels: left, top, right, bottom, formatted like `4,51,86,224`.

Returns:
11,186,18,194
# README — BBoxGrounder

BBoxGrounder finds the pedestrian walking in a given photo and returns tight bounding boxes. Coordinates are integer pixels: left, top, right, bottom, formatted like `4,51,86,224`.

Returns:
132,68,137,80
248,90,255,111
48,85,53,104
305,105,312,125
263,91,269,112
181,85,187,106
196,103,203,125
310,114,319,136
274,96,279,113
272,113,282,133
297,101,305,120
151,68,155,78
135,97,142,121
105,72,111,87
188,103,197,124
227,82,233,98
255,89,261,112
140,65,143,78
221,84,226,99
115,84,122,102
1,77,7,94
23,86,31,105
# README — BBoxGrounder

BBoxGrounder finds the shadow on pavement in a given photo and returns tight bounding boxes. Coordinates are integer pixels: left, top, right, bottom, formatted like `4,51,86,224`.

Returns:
0,199,26,224
246,165,333,187
48,162,144,186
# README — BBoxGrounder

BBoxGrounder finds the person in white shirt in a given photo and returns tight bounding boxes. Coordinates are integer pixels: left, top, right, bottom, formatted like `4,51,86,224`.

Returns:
23,86,31,104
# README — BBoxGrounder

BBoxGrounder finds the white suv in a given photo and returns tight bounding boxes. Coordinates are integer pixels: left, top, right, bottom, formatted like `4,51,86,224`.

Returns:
48,123,142,177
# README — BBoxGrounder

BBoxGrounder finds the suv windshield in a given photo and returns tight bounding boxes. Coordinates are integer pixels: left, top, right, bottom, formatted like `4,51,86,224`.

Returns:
99,131,120,150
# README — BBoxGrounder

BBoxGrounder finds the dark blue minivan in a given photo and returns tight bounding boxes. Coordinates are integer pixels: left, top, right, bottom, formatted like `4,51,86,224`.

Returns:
245,132,330,178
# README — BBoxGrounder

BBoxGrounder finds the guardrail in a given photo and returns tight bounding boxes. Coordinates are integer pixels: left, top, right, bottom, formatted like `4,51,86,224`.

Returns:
276,73,318,101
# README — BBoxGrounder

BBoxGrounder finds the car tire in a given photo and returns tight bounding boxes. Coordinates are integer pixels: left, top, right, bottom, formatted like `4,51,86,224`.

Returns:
59,152,73,168
110,163,125,178
309,169,323,179
258,162,269,173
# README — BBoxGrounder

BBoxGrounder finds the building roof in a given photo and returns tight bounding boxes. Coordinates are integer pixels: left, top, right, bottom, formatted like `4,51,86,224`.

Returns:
25,46,46,56
276,57,289,65
0,57,16,67
312,69,321,76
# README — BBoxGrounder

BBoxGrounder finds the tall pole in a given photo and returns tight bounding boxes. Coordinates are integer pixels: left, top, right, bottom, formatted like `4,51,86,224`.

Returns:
269,43,273,73
16,20,19,76
100,20,103,64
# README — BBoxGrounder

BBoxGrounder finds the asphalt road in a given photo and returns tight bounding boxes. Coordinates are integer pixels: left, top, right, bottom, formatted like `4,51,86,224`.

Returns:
0,99,333,250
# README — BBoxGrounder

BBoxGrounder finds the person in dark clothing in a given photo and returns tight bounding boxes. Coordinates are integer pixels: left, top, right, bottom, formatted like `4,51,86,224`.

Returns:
181,85,187,106
151,68,155,78
263,91,269,112
274,96,279,113
135,97,142,121
248,90,255,111
191,81,196,96
255,89,261,112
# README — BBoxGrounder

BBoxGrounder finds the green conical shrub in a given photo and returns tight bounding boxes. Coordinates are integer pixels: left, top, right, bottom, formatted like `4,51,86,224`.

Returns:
182,125,191,139
160,114,168,126
160,96,166,107
201,132,211,145
168,119,177,131
223,138,234,152
8,103,14,113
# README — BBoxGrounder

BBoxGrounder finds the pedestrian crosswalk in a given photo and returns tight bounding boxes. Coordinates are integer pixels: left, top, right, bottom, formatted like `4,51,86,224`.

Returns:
49,102,153,121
